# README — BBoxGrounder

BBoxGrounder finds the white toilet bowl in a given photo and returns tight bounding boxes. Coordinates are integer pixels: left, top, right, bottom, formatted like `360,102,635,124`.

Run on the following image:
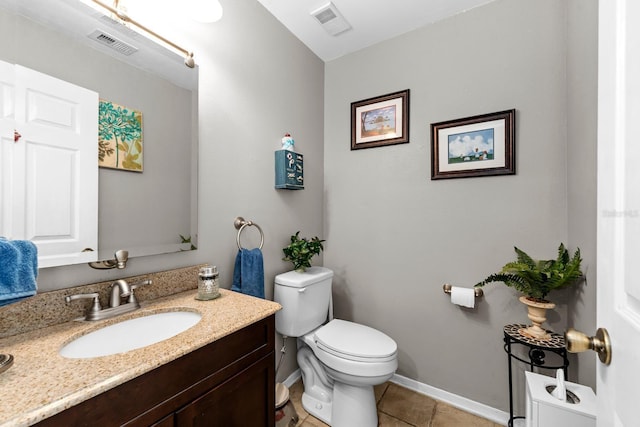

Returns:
298,319,397,426
274,267,398,427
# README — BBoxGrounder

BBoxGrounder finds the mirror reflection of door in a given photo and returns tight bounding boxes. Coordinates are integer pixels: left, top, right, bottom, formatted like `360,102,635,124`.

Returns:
0,60,98,268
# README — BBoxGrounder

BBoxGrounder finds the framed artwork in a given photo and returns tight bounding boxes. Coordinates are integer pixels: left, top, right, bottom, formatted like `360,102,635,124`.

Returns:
98,99,143,172
430,109,515,180
351,89,410,150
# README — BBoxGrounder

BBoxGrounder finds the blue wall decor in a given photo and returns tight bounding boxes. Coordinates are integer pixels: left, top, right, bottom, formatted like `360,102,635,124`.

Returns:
275,150,304,190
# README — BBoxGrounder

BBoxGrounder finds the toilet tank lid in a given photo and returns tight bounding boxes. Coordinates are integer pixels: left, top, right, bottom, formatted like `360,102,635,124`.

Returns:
275,267,333,288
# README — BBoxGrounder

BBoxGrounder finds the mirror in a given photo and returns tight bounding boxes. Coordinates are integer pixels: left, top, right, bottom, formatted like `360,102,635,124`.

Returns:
0,0,198,265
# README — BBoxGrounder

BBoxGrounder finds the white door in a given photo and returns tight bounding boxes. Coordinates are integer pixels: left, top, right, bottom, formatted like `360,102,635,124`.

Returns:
0,60,16,239
597,1,640,425
0,60,98,267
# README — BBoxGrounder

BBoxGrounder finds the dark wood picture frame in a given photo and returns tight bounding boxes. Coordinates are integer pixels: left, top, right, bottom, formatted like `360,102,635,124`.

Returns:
351,89,410,150
431,109,516,180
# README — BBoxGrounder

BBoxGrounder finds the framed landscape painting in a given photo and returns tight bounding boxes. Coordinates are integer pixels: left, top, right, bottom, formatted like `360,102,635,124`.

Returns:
430,109,515,180
351,89,410,150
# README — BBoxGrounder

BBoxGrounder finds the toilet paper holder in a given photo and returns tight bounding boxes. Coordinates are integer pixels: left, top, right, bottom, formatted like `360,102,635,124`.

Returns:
442,284,483,298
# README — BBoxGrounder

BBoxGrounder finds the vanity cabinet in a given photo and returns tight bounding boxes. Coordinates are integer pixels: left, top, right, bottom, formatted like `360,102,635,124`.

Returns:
35,315,275,427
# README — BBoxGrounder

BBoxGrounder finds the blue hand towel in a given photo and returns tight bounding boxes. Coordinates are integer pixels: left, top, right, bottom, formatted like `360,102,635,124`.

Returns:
231,248,264,299
0,238,38,306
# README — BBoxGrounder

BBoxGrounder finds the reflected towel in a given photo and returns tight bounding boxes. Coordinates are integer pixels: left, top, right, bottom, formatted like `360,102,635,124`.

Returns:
231,248,264,299
0,238,38,306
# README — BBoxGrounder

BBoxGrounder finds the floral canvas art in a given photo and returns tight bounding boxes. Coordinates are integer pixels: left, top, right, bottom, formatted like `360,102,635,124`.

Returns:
98,100,143,172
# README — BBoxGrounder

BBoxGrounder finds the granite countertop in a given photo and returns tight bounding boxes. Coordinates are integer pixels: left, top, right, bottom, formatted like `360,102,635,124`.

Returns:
0,289,281,426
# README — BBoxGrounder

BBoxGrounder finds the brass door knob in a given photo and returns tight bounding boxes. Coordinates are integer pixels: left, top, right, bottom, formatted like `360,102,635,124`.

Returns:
564,327,612,365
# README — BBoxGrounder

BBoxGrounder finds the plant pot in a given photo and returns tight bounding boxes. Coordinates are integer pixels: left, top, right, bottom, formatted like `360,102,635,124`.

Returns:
518,296,556,340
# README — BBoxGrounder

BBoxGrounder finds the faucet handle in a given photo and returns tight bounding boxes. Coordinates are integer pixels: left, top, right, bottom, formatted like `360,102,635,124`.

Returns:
65,293,102,316
128,279,153,304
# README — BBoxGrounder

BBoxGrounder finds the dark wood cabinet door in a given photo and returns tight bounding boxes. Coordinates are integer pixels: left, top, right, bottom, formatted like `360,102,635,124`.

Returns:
176,356,275,427
151,413,175,427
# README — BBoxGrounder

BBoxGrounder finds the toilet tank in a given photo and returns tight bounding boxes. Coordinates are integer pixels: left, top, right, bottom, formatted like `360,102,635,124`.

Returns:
274,267,333,337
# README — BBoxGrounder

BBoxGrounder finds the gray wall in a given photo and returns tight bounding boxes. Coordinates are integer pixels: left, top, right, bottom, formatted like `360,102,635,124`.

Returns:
566,0,598,388
323,0,597,412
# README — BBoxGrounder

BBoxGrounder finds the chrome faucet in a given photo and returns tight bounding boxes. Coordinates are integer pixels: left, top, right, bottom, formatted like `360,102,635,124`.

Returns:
109,279,131,307
65,279,153,321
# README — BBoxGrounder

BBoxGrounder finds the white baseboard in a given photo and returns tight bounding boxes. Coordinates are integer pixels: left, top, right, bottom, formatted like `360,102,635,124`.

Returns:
281,369,509,426
281,369,302,389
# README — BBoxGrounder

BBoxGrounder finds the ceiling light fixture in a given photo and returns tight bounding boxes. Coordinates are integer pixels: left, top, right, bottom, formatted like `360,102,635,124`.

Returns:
185,0,224,23
90,0,196,68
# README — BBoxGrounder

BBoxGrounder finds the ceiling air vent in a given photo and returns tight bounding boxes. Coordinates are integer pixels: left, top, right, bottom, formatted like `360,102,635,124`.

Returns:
87,30,138,56
310,2,351,36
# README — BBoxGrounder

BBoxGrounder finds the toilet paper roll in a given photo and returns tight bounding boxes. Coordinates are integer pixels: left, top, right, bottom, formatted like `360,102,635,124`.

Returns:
450,286,475,308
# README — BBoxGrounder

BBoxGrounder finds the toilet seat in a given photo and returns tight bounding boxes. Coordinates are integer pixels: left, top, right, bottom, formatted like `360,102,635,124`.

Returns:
314,319,397,363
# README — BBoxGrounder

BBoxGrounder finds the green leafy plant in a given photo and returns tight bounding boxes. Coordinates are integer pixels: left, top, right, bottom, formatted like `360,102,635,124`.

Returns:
282,231,325,272
179,234,197,251
475,243,583,300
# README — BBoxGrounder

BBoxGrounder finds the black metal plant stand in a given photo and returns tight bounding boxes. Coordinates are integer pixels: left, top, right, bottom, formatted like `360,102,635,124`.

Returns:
503,324,569,427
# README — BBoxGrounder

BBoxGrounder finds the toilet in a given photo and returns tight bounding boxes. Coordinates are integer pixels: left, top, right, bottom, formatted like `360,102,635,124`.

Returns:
274,267,398,427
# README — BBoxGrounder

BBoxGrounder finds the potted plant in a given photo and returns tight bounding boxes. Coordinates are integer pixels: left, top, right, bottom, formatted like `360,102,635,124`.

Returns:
475,243,583,340
282,231,325,272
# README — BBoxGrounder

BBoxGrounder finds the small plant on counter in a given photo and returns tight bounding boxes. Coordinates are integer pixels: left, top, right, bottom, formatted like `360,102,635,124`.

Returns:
282,231,325,272
179,234,197,251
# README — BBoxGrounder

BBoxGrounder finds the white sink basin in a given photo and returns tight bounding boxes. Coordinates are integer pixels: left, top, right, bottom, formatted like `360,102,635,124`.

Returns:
59,311,202,359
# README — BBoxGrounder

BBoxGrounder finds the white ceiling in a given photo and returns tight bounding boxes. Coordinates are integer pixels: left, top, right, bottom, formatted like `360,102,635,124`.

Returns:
257,0,496,62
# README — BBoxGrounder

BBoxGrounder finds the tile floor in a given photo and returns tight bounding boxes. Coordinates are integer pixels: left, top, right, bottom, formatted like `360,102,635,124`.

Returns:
286,380,503,427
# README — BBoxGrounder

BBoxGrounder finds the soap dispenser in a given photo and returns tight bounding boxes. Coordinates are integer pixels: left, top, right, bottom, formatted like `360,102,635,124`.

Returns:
197,265,220,300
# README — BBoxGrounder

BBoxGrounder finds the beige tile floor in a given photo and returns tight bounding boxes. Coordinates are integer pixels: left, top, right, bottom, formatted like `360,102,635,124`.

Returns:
286,380,503,427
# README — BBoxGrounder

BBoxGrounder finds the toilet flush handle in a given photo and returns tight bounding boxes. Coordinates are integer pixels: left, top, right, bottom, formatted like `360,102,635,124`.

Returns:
298,287,307,293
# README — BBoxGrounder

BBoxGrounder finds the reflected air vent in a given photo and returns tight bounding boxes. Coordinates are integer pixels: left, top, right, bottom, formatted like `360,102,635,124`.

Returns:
310,2,351,36
99,15,141,39
87,30,138,56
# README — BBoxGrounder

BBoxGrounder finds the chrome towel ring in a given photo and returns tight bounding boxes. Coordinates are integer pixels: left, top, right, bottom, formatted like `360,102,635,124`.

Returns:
234,217,264,250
